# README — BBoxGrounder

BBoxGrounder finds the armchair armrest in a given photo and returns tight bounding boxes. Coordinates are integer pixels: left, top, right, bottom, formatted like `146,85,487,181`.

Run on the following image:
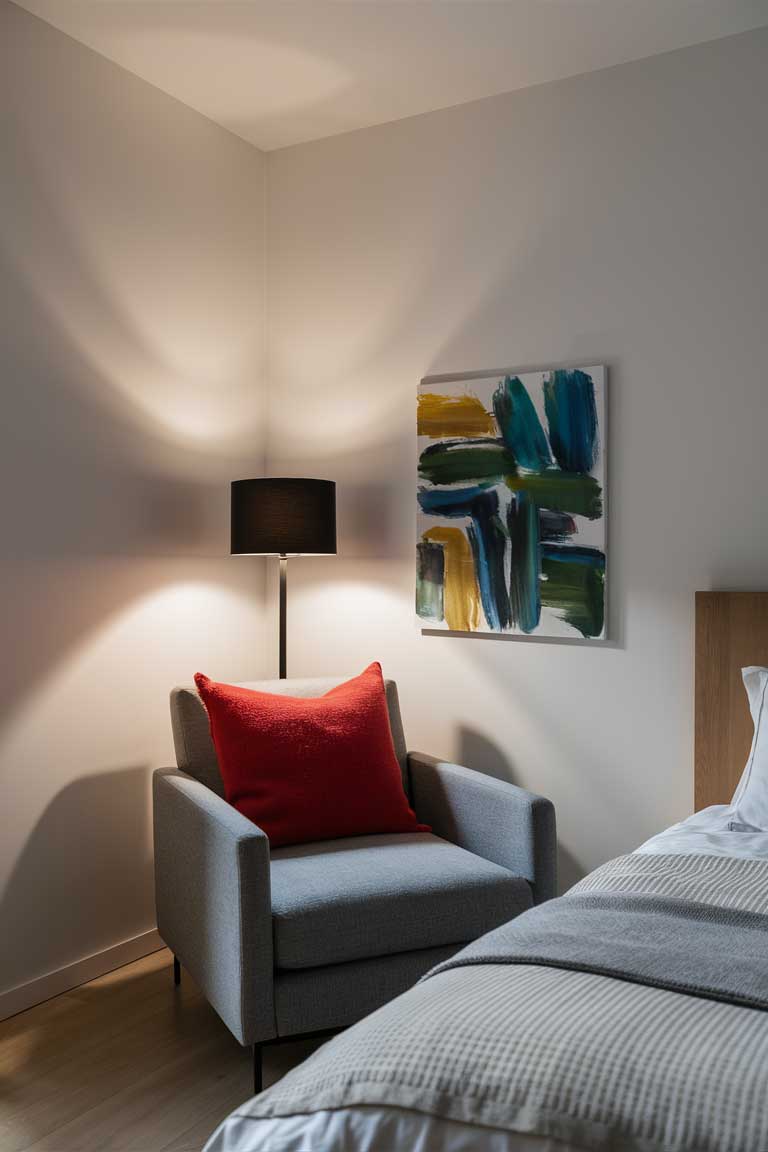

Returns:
408,753,556,903
153,768,275,1045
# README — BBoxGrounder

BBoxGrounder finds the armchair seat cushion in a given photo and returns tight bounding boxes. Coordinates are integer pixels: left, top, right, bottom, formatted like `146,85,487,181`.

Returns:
270,832,533,970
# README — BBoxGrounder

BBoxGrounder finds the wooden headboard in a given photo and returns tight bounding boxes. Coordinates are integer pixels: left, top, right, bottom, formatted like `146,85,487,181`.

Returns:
695,591,768,810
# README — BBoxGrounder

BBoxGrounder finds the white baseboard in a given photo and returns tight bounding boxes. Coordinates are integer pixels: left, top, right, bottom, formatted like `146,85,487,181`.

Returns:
0,928,165,1022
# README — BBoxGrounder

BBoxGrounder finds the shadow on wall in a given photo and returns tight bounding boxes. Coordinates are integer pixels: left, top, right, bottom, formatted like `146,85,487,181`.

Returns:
556,844,585,894
0,768,154,994
459,726,520,784
458,726,585,892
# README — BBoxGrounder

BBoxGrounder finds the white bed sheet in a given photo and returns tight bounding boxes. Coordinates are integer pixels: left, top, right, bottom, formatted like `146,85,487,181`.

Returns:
205,1104,589,1152
636,804,768,860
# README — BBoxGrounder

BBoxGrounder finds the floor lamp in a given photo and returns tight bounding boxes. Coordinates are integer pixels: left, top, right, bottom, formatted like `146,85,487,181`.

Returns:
230,478,337,679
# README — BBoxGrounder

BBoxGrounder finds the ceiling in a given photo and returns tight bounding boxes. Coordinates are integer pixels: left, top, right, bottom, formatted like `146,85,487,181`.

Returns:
13,0,768,151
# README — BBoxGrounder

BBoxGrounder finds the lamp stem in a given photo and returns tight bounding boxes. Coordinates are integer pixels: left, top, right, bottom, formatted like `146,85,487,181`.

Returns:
278,555,287,679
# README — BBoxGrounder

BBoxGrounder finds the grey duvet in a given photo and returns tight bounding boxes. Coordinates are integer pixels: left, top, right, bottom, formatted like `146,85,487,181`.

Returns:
208,852,768,1152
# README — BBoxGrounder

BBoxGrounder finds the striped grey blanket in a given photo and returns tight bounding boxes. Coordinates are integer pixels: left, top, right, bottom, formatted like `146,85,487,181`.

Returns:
236,853,768,1152
427,890,768,1011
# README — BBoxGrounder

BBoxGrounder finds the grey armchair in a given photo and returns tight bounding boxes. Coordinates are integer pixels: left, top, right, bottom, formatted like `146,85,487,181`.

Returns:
153,676,556,1092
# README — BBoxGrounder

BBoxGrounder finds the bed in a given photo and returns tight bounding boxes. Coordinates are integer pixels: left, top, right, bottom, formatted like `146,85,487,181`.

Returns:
204,592,768,1152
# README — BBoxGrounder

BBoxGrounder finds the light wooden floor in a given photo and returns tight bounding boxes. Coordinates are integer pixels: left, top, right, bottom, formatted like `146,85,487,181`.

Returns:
0,949,323,1152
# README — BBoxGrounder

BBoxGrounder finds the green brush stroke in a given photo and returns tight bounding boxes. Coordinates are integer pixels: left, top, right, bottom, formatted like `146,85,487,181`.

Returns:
541,556,605,638
506,471,602,519
493,376,551,471
416,540,445,621
419,440,517,486
508,493,541,634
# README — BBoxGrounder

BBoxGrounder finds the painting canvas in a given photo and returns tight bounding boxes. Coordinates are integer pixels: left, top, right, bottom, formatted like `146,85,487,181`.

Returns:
416,365,607,640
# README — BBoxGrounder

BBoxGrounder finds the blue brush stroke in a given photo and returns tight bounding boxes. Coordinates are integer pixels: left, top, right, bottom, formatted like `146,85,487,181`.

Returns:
543,370,598,474
418,486,510,631
466,517,510,633
508,493,541,634
418,484,495,513
493,376,551,472
541,545,605,568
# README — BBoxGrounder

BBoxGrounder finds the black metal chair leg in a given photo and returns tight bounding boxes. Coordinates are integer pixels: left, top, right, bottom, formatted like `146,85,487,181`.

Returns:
253,1044,263,1095
173,956,181,986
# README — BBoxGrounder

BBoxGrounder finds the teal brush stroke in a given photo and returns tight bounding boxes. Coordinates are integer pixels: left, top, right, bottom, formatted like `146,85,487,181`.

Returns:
543,369,598,474
493,376,551,471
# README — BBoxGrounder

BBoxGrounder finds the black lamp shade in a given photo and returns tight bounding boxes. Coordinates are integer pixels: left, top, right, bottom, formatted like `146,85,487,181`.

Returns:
231,478,336,556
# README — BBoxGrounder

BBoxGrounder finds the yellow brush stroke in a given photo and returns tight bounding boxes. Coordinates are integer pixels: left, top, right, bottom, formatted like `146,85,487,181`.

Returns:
418,393,495,439
423,527,480,632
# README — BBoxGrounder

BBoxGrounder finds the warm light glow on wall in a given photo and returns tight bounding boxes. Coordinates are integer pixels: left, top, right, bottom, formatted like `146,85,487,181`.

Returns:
0,577,261,779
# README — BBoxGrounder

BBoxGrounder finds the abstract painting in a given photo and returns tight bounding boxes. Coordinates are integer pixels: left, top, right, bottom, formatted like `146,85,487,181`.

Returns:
417,365,606,640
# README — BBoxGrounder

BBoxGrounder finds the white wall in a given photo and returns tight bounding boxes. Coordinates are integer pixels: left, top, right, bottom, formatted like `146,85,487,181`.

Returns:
0,1,269,1000
265,28,768,886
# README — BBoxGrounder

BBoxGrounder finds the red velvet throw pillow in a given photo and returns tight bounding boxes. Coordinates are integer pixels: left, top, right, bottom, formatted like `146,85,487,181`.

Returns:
194,663,429,848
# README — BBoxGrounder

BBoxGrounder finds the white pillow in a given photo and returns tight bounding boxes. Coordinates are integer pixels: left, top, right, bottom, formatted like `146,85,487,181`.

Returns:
729,667,768,831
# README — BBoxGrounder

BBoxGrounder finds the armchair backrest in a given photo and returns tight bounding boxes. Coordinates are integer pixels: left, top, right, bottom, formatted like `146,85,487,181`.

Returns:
170,676,408,798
